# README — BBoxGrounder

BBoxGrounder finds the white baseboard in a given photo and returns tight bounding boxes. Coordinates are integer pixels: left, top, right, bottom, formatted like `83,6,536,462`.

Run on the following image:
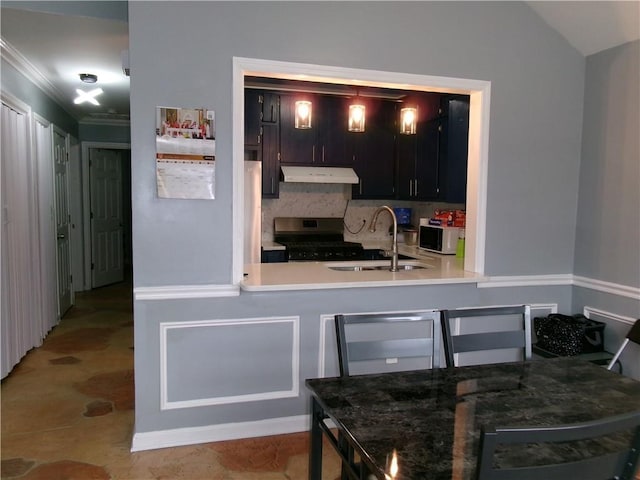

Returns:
130,414,309,452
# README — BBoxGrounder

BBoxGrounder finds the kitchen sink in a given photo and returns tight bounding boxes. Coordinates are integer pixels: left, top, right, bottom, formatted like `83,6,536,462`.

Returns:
326,261,431,272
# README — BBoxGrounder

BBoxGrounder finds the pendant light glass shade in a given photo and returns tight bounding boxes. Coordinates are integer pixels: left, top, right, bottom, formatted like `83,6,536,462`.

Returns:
294,100,312,129
400,107,417,135
348,104,366,132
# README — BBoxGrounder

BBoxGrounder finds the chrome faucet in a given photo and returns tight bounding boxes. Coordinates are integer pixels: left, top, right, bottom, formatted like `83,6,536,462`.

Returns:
370,206,399,272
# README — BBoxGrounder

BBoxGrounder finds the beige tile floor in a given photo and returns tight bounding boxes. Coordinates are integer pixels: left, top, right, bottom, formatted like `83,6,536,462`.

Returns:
1,278,340,480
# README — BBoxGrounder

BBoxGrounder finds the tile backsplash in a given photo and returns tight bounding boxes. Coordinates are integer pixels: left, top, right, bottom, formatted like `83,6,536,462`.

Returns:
262,183,464,247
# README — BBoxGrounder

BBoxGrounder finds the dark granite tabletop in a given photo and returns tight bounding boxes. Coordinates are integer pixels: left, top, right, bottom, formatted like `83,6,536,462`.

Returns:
306,357,640,480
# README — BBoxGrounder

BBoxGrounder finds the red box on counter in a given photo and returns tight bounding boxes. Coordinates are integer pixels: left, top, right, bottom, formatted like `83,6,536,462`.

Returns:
431,209,466,227
453,210,466,228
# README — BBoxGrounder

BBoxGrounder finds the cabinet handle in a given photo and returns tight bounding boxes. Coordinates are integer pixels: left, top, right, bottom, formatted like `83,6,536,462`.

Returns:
312,145,315,163
359,180,363,195
415,178,419,196
271,177,274,194
409,179,413,196
322,145,325,163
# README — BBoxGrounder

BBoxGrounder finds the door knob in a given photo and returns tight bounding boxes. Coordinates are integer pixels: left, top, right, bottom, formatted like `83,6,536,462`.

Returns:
57,234,65,239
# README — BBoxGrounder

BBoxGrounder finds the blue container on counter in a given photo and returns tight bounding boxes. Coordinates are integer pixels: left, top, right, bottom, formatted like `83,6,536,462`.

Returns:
393,207,412,225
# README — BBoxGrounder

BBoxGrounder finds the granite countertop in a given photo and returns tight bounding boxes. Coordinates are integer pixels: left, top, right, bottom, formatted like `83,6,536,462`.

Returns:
242,245,483,291
306,357,640,479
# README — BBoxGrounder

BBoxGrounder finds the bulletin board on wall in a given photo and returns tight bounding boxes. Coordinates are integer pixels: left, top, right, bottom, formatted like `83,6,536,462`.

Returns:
155,106,216,199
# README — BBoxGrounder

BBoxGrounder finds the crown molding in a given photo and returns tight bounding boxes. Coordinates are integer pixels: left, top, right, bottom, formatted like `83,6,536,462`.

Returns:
79,117,131,127
1,36,80,121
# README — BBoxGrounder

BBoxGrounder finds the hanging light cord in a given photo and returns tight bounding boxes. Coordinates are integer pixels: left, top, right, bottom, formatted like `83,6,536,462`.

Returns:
343,200,367,234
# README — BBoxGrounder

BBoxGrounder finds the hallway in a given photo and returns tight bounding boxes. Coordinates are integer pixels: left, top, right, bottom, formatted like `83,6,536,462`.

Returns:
1,281,340,479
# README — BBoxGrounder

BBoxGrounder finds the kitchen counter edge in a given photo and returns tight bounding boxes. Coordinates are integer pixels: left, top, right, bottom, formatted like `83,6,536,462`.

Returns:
241,246,485,292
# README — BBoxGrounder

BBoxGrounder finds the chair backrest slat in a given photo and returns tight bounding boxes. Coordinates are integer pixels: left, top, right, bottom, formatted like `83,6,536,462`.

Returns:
348,338,435,362
476,410,640,480
335,310,441,377
441,305,531,367
452,331,526,354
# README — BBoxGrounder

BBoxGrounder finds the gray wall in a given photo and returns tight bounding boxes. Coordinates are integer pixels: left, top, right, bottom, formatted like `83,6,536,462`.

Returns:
79,122,131,143
129,1,595,438
574,40,640,288
572,40,640,379
129,1,585,287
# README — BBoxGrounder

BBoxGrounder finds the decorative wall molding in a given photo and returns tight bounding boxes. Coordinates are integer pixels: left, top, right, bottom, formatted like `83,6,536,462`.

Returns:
131,275,637,301
573,276,640,300
478,274,639,301
583,306,636,326
529,303,559,315
159,317,299,410
318,314,334,378
478,274,573,288
131,414,309,452
134,284,240,300
1,37,77,120
79,117,131,127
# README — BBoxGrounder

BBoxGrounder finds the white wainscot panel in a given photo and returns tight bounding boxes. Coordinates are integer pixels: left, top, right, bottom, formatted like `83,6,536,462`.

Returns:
160,316,299,410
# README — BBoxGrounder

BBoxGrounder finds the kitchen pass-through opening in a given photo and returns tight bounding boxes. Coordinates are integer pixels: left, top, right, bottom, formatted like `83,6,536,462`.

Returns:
232,57,490,284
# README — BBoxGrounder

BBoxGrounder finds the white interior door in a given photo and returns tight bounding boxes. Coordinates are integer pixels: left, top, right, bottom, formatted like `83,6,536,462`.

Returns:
53,127,72,316
90,148,124,288
34,116,59,335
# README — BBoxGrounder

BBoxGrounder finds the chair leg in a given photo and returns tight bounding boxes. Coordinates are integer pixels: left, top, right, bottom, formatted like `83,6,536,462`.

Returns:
309,397,324,480
607,339,628,371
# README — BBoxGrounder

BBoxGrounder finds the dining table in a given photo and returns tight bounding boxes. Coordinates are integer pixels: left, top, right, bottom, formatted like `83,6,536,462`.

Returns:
306,356,640,480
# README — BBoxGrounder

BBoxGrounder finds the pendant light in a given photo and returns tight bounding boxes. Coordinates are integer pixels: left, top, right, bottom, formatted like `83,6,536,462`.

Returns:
294,100,312,129
348,91,365,133
400,107,417,135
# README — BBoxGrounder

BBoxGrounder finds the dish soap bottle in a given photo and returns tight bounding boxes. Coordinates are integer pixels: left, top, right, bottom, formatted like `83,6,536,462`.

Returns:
456,229,465,258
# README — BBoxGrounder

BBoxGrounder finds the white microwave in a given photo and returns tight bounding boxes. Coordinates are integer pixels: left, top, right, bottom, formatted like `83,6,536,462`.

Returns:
418,222,460,255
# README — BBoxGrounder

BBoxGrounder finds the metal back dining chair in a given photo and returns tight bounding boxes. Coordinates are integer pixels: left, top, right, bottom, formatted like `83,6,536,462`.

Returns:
332,310,441,480
476,410,640,480
607,318,640,371
335,310,442,376
440,305,532,367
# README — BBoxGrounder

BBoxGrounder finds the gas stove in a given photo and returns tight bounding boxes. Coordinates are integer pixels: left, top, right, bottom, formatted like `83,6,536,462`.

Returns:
274,217,364,262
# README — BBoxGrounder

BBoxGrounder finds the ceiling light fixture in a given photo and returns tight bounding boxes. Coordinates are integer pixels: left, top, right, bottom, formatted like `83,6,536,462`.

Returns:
400,107,417,135
74,88,104,105
294,100,312,129
79,73,98,83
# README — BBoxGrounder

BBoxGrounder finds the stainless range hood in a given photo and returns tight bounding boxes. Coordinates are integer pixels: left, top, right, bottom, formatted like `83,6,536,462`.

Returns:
280,166,359,184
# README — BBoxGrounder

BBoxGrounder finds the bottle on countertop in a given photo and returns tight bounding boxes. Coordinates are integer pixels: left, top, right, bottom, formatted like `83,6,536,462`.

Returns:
456,229,465,258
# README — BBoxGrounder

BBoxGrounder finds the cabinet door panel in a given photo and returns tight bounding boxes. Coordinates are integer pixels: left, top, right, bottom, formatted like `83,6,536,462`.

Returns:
415,119,440,200
441,99,469,203
396,134,417,199
261,124,279,198
352,100,395,198
262,92,279,124
279,94,316,164
244,89,262,146
321,96,351,166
